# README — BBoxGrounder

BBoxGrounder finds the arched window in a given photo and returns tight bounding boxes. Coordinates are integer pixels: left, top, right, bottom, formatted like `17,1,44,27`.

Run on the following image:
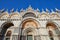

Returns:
20,19,39,40
46,22,56,40
46,22,60,40
5,30,12,40
22,12,36,18
27,30,33,40
0,22,14,40
21,29,33,40
6,30,12,36
49,30,54,40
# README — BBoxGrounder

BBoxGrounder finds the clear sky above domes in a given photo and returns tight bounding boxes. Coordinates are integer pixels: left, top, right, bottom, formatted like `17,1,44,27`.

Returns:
0,0,60,12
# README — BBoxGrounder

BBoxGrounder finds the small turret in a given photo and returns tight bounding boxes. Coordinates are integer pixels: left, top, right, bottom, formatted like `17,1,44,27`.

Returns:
20,8,25,12
26,5,34,11
36,8,40,12
10,8,14,13
46,8,50,13
51,9,55,13
41,8,46,13
55,8,60,13
0,9,5,13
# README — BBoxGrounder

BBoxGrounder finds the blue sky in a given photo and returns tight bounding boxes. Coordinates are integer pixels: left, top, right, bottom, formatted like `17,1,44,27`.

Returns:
0,0,60,12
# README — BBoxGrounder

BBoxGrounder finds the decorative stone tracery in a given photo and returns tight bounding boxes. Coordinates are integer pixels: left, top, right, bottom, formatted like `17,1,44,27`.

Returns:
0,5,60,40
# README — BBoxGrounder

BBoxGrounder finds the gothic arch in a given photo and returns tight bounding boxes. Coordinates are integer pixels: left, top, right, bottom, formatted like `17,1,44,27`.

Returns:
0,21,14,40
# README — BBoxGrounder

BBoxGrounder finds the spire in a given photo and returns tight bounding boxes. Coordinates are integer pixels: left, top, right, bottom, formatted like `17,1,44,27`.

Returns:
20,8,25,12
46,8,49,13
28,5,32,9
51,9,55,13
0,8,5,13
55,8,58,11
10,8,14,13
55,8,60,13
26,5,33,11
6,9,8,12
36,8,40,12
42,8,46,13
15,8,19,13
5,9,8,13
16,8,18,12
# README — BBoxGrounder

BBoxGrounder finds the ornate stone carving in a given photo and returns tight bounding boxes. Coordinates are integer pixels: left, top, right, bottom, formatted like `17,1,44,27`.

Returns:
0,6,60,20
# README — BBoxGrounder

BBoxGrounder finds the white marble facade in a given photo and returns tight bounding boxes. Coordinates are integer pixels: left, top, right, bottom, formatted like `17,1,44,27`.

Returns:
0,6,60,40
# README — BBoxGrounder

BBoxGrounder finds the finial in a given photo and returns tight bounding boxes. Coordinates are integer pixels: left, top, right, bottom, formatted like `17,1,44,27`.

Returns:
55,8,58,11
55,8,60,13
36,8,40,12
28,5,32,8
42,8,46,13
5,9,8,13
10,8,14,13
0,8,5,13
51,9,55,13
6,9,8,12
20,8,24,12
46,8,49,13
27,5,33,11
16,8,18,12
15,8,19,13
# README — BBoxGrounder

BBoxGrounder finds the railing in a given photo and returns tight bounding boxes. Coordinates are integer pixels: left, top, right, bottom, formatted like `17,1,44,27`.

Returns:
0,19,60,21
12,35,41,40
1,35,60,40
4,35,60,40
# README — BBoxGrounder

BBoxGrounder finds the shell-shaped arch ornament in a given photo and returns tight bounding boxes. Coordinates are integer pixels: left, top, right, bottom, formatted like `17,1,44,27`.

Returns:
50,14,60,19
0,12,9,19
40,13,49,19
20,18,40,29
22,20,38,29
9,13,22,19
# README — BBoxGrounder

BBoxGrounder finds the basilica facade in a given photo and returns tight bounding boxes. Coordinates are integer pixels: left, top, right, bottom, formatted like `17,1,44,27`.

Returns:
0,6,60,40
